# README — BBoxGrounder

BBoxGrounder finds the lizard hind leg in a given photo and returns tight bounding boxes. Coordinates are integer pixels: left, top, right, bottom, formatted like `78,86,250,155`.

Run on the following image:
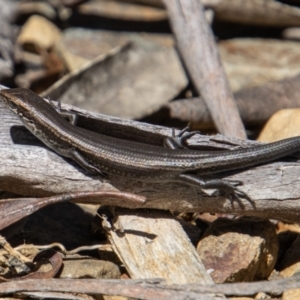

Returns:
176,173,254,208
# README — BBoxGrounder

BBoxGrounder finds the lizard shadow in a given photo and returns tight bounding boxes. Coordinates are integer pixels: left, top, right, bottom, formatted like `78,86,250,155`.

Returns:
9,125,88,172
10,125,44,147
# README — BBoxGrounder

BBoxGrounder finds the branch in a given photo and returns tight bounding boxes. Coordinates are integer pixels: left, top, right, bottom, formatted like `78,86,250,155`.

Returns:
0,95,300,222
163,0,245,138
0,275,300,299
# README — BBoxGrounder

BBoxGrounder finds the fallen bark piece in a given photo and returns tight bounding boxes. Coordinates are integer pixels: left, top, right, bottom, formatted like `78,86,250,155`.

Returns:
0,278,219,300
106,208,214,285
197,217,278,283
213,0,300,27
0,275,300,298
167,74,300,130
77,0,167,22
117,0,300,28
17,291,94,300
56,27,174,72
42,40,187,120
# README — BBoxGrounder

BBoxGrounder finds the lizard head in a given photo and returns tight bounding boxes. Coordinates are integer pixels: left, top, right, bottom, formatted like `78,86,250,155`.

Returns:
0,88,41,116
0,88,59,135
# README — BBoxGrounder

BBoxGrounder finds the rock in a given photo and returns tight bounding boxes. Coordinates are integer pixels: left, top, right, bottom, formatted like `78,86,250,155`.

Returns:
280,262,300,278
197,217,278,283
282,289,300,300
277,221,300,234
198,232,263,283
254,292,271,299
258,109,300,142
60,258,121,279
17,15,61,52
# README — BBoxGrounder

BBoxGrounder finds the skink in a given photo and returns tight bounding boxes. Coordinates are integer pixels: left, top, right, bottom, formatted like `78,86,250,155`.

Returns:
1,88,300,197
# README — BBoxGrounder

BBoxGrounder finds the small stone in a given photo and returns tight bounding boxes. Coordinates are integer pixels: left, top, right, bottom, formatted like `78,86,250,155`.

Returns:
258,109,300,142
60,258,121,279
280,262,300,278
277,221,300,234
282,289,300,300
254,292,271,299
17,15,61,52
197,217,278,283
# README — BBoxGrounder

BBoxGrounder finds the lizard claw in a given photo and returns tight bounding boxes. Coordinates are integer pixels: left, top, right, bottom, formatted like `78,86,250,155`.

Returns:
217,182,254,208
164,126,201,149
